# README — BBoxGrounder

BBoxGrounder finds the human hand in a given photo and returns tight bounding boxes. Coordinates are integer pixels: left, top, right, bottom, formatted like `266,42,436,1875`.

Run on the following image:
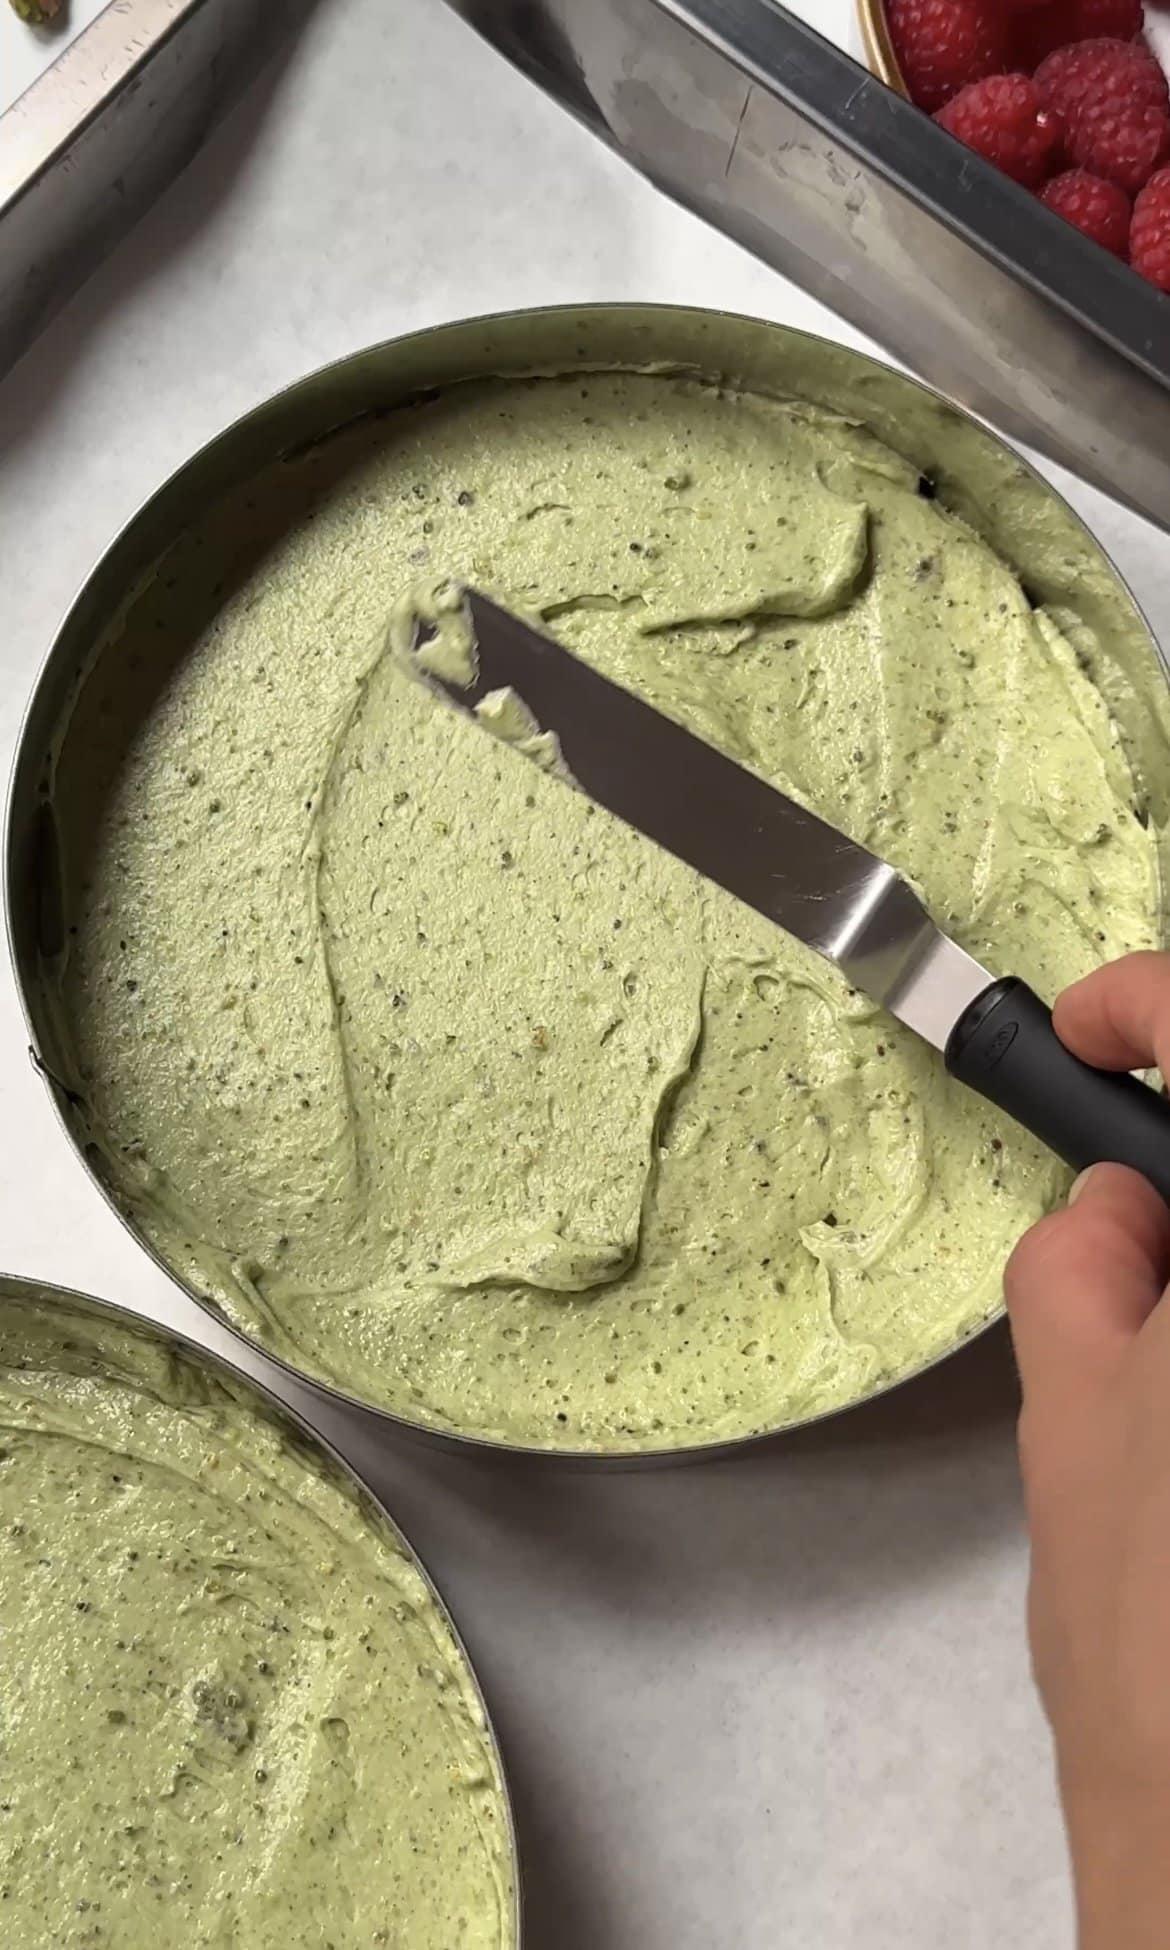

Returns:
1006,952,1170,1949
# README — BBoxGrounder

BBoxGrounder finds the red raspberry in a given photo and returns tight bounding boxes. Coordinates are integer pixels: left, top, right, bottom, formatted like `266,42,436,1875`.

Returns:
1034,37,1170,191
1018,0,1145,66
1034,37,1169,120
1068,95,1170,190
935,73,1065,184
1130,163,1170,287
1040,167,1132,251
888,0,1011,111
1067,0,1145,32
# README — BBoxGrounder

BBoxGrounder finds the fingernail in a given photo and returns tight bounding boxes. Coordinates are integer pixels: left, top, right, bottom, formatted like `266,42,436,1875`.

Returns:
1067,1168,1096,1206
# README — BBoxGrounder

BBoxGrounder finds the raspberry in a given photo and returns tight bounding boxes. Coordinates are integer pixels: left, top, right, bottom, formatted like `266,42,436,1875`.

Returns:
1034,37,1169,120
1067,0,1145,33
1130,163,1170,287
1041,168,1132,251
935,73,1064,185
1034,37,1170,191
1018,1,1146,67
1068,95,1170,190
888,0,1011,111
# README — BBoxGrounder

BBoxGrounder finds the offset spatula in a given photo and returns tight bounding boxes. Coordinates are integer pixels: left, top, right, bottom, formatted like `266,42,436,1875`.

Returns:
414,590,1170,1200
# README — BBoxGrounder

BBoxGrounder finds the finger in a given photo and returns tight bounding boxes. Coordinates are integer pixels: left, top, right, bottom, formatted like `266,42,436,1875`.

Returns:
1053,951,1170,1075
1005,1163,1170,1418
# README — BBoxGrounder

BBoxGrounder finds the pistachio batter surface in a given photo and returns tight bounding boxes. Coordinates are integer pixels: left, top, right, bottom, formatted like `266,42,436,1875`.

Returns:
46,370,1165,1449
0,1291,513,1946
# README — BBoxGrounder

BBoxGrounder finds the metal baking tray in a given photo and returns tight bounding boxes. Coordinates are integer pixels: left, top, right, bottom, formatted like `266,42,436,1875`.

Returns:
9,301,1169,1463
0,1270,523,1942
0,0,314,376
9,0,1169,523
444,0,1170,530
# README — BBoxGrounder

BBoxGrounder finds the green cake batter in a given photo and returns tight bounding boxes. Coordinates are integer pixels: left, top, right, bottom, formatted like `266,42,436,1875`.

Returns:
0,1288,514,1948
42,365,1166,1450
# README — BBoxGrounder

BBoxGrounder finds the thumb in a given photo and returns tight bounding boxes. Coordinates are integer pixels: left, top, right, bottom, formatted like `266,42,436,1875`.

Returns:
1005,1164,1170,1421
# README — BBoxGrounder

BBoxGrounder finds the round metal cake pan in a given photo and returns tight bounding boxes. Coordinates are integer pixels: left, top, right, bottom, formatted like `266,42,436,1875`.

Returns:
0,1270,523,1942
7,303,1170,1465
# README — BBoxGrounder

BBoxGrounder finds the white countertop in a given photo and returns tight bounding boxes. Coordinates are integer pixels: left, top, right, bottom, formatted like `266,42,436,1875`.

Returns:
0,0,104,111
4,1,1163,1941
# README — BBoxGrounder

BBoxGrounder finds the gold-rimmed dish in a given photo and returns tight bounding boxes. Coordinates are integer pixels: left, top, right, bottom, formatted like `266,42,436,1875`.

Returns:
857,0,908,95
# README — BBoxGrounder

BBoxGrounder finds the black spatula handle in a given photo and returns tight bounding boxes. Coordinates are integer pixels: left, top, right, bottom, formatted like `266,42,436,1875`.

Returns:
946,977,1170,1203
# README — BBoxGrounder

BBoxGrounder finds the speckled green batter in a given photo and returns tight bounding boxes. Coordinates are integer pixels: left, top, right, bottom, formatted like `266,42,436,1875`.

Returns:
0,1290,513,1947
43,368,1165,1450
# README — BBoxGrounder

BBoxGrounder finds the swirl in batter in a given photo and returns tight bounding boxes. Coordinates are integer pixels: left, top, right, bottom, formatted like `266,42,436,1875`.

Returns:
45,371,1165,1449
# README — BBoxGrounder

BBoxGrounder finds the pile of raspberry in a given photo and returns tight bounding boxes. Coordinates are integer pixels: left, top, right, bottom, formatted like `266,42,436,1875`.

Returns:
888,0,1170,287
